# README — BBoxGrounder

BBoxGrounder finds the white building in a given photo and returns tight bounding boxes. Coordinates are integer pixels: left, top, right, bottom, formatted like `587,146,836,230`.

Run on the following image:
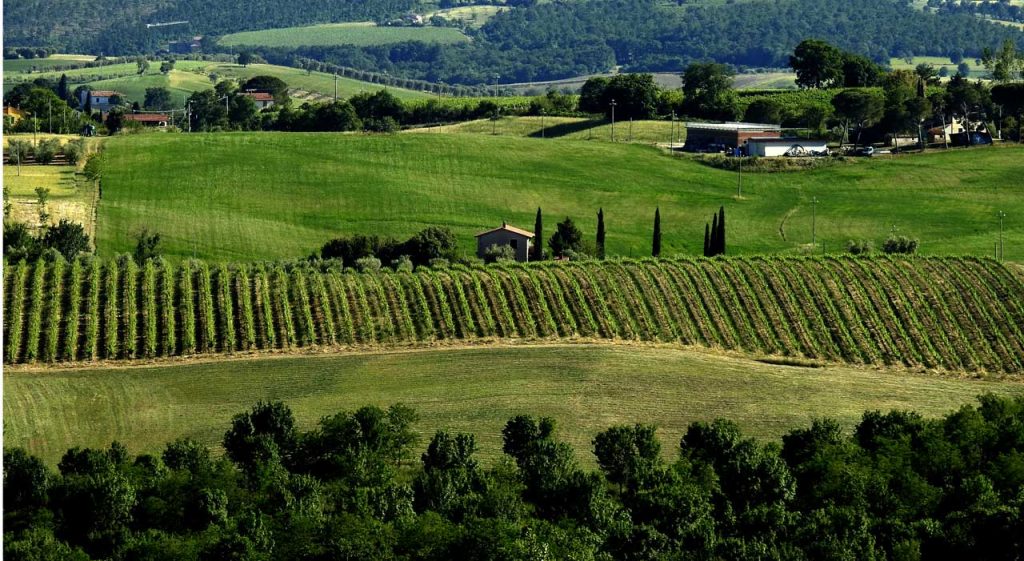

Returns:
79,90,123,112
746,137,829,157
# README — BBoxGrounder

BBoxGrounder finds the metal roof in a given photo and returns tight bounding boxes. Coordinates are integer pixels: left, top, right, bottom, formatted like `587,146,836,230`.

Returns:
685,121,781,131
475,222,535,238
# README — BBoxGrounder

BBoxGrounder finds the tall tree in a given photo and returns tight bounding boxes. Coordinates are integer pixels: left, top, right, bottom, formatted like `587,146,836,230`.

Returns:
532,207,544,261
57,74,68,101
717,206,726,255
596,208,606,259
790,39,844,89
548,217,583,258
652,207,661,258
831,89,884,148
710,212,720,257
681,62,739,121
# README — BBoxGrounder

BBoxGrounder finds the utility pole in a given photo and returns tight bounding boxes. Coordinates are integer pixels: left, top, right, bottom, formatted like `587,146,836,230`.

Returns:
998,210,1006,260
540,109,545,138
669,111,675,152
628,118,632,142
610,98,616,142
48,99,52,133
811,196,818,249
334,73,338,102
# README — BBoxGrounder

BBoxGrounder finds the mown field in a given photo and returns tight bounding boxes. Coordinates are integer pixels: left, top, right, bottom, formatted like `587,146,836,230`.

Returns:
218,22,469,48
5,255,1023,375
97,133,1024,261
412,116,684,144
6,344,1022,466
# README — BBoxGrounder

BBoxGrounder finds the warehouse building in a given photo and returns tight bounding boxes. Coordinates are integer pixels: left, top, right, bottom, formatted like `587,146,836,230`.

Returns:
683,122,781,152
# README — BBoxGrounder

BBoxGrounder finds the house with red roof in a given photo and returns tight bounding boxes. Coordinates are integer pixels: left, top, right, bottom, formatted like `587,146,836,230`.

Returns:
239,90,275,109
123,113,170,127
79,90,123,112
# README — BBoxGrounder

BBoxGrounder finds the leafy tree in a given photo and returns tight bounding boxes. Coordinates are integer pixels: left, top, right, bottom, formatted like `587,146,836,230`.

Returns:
981,39,1024,83
41,219,91,260
881,70,931,136
841,53,884,87
593,424,660,490
790,39,844,89
681,62,739,120
35,138,60,165
402,226,458,265
8,139,32,175
744,98,784,124
991,83,1024,142
223,401,299,469
63,139,85,165
548,217,583,258
603,73,660,119
881,235,919,255
596,208,606,259
237,51,253,67
57,73,69,100
578,77,610,115
831,89,884,147
3,222,40,262
159,60,175,74
914,63,940,85
135,57,149,74
143,87,173,111
241,75,290,102
133,228,161,263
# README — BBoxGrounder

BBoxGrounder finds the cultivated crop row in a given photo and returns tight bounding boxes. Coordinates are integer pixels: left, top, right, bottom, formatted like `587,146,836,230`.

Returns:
5,256,1022,373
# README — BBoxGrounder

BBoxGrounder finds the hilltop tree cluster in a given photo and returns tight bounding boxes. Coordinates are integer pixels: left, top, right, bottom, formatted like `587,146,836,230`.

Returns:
5,395,1024,560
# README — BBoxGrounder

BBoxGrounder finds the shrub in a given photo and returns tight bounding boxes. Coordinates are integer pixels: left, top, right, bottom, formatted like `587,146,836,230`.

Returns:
391,255,414,272
83,153,103,181
63,139,85,165
428,258,450,269
846,239,873,255
355,256,382,272
35,139,60,165
483,244,516,264
40,219,91,261
882,235,918,255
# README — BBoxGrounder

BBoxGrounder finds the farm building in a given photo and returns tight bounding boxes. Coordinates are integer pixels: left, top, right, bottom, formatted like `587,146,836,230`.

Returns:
239,91,275,109
684,122,781,151
475,222,534,262
79,90,122,112
123,113,170,127
3,105,26,123
927,118,966,144
746,137,828,157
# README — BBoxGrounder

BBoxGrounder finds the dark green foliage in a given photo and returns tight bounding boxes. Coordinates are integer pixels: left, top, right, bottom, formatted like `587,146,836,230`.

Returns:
532,207,544,261
143,87,172,111
652,208,661,258
790,39,845,89
578,73,660,119
132,228,161,264
882,235,919,254
321,227,458,267
596,208,606,260
681,62,740,121
35,220,91,262
548,217,583,258
704,207,726,257
6,395,1024,559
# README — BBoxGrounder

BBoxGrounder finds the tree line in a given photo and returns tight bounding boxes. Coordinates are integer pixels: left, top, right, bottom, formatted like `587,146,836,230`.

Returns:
6,394,1024,560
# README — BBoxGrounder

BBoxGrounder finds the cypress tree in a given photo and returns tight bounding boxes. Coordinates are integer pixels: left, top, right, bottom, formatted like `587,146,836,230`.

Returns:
58,74,69,101
532,207,543,261
703,223,710,257
710,213,719,257
596,208,606,260
718,206,726,255
652,207,662,257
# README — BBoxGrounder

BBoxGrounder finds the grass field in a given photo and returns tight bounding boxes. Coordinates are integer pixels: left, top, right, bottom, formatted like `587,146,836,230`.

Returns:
218,22,469,48
889,56,987,79
3,60,429,105
413,116,684,144
426,5,508,27
6,344,1021,466
97,133,1024,261
1,54,95,73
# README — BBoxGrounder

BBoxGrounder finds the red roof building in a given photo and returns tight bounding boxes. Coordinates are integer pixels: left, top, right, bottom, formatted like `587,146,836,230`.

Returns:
239,91,275,109
123,113,170,126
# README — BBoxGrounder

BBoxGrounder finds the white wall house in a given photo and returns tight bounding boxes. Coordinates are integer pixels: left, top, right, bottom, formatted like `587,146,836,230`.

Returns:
746,137,829,157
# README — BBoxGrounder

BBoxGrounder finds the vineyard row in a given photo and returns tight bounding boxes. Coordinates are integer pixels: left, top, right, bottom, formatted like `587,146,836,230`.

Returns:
4,256,1023,373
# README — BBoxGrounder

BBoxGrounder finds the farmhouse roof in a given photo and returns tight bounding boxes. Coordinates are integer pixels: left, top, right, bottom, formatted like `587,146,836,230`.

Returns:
685,121,781,131
90,90,121,97
124,113,169,122
240,92,274,101
475,222,535,238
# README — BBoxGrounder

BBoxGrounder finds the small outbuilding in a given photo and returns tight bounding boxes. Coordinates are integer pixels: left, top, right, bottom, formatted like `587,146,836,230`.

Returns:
239,91,275,109
123,113,170,127
746,137,828,157
475,222,535,262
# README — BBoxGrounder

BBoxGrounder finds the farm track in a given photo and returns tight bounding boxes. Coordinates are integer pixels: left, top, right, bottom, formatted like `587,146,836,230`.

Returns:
4,256,1023,374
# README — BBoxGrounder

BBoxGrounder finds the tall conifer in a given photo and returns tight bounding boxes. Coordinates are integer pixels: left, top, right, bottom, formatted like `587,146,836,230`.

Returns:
596,208,606,260
532,207,543,261
652,207,662,257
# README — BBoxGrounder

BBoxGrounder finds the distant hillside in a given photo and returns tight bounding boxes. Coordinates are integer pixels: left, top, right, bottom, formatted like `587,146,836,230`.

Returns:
3,0,417,54
7,0,1023,82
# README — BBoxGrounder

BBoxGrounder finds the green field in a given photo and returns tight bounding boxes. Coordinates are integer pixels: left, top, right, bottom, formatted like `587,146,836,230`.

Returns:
413,116,684,144
3,60,429,105
889,56,987,79
1,54,95,72
218,22,469,48
97,133,1024,261
426,5,508,27
6,344,1021,466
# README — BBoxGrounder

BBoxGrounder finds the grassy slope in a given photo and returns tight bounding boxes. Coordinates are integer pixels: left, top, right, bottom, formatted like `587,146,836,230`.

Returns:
218,22,469,48
6,344,1021,466
3,61,429,104
97,133,1024,261
413,116,684,144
